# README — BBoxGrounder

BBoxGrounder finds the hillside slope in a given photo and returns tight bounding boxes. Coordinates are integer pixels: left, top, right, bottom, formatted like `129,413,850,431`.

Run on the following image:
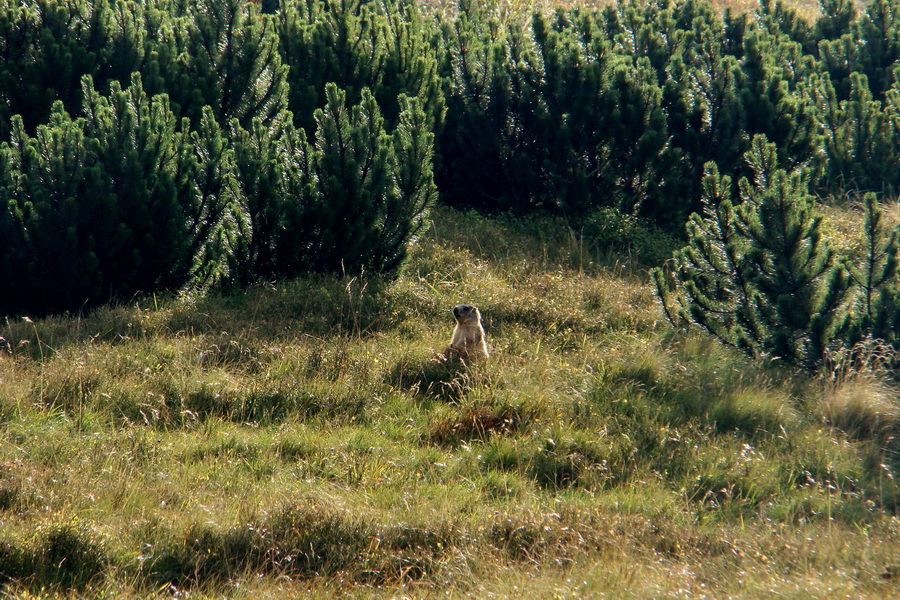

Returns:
0,207,898,598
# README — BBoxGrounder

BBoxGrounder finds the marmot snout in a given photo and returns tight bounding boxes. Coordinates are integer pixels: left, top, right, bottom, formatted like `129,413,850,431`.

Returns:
453,304,476,320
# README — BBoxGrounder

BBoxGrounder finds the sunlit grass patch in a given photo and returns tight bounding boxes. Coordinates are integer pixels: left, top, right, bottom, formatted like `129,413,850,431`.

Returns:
821,377,900,441
709,386,800,436
1,205,899,597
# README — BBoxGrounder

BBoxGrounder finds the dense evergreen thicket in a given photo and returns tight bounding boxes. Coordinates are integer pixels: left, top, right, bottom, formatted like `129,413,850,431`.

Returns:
0,0,438,314
652,138,851,370
0,76,210,315
436,0,900,221
3,0,900,329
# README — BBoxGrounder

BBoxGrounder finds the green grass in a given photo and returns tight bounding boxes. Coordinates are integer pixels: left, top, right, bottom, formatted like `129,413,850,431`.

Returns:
0,206,899,598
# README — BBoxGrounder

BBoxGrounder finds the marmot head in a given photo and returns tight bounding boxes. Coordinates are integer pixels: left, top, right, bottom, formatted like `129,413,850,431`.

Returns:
453,304,481,324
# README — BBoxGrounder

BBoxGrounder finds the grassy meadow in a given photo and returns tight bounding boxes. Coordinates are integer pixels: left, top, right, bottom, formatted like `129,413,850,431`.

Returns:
0,206,899,598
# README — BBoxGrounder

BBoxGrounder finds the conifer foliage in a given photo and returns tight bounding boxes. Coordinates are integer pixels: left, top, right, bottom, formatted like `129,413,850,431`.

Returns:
0,0,438,315
170,0,289,128
227,86,435,283
653,138,848,369
0,76,237,315
845,194,900,347
275,0,443,135
651,137,900,370
5,0,900,323
439,1,669,217
0,0,110,139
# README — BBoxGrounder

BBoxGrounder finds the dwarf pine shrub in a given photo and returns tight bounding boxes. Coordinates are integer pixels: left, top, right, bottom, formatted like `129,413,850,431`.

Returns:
0,75,237,315
653,137,850,370
654,136,900,370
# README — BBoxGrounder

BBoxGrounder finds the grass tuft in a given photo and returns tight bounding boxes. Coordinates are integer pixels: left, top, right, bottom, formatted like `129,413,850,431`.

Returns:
821,378,900,441
709,387,799,436
428,400,538,446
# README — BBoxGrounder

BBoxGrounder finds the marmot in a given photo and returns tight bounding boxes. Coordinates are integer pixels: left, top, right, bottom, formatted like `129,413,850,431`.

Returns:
442,304,489,361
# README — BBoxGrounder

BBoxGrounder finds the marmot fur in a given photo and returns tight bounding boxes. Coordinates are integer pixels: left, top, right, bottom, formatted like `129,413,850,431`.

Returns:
442,304,489,361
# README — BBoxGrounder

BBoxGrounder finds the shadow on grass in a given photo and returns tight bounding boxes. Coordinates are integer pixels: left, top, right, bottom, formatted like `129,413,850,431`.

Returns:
143,504,458,589
0,524,107,593
1,275,403,361
386,354,478,402
427,401,540,446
